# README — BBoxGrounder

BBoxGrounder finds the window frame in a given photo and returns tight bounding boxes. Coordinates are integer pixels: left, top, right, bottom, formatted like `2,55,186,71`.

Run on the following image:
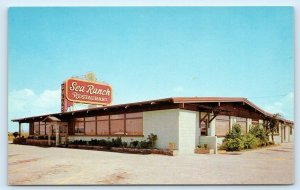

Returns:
215,115,230,137
73,112,144,137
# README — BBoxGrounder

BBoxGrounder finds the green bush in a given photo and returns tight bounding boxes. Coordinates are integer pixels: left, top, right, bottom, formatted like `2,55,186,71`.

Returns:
225,124,242,139
111,137,123,147
131,140,139,148
70,140,87,145
147,133,158,149
242,133,259,149
221,123,272,151
222,124,244,151
140,140,151,149
106,140,113,148
122,142,128,148
249,125,269,146
98,139,107,146
90,139,98,146
225,138,244,151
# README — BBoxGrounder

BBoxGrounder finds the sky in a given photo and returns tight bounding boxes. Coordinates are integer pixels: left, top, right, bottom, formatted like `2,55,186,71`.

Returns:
8,7,294,132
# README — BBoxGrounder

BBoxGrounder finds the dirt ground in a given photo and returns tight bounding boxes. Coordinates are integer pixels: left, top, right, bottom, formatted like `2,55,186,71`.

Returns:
7,143,294,185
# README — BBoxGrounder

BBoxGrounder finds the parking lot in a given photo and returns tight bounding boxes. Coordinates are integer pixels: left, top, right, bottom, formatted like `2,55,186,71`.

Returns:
8,143,294,185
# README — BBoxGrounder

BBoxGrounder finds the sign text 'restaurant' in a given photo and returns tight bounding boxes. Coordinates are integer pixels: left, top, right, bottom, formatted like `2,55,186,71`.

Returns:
65,78,112,105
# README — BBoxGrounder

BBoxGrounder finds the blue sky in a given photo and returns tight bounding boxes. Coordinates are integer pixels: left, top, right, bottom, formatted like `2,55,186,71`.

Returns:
8,7,294,132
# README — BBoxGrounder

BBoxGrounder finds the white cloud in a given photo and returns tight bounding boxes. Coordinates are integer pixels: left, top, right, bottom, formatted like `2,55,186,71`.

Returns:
32,89,61,110
9,88,35,112
8,88,61,132
263,92,294,120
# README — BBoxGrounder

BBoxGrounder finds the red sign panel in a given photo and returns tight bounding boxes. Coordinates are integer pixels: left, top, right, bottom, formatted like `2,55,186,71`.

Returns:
65,78,112,105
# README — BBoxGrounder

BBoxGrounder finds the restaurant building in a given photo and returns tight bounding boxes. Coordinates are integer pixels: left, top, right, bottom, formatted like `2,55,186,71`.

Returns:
12,97,294,155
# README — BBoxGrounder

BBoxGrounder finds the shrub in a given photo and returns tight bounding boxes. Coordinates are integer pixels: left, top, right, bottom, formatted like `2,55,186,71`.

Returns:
222,124,244,151
225,138,244,151
98,139,107,146
27,135,34,139
13,137,26,144
242,133,259,149
147,133,158,149
140,140,151,149
131,140,139,148
90,139,98,146
106,140,113,148
249,125,269,146
122,142,128,148
13,132,19,138
225,124,242,139
111,137,122,147
73,140,87,145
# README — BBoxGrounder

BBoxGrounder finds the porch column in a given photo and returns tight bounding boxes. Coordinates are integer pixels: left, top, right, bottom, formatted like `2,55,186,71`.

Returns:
246,118,252,132
208,113,216,136
56,124,59,146
48,125,52,146
18,122,21,137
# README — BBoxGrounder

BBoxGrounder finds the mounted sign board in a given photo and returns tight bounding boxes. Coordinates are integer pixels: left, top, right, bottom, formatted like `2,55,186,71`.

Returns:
65,78,112,105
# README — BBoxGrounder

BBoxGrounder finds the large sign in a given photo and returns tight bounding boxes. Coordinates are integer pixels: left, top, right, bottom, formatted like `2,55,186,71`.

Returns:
65,78,112,105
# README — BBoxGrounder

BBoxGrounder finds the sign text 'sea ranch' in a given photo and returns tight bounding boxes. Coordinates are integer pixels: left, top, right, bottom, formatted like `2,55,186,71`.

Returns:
65,78,112,105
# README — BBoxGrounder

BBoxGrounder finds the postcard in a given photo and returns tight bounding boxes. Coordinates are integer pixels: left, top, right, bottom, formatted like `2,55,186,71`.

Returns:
8,7,294,185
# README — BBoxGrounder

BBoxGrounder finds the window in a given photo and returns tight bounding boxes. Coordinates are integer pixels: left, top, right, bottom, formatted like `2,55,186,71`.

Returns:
236,117,247,134
125,113,143,135
40,122,46,135
215,115,230,136
110,114,125,135
85,117,96,135
97,116,109,135
126,119,143,135
34,122,39,135
110,119,125,135
75,118,84,135
75,113,143,136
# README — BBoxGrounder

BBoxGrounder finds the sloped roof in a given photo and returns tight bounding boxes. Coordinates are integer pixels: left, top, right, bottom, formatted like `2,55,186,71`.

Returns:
11,97,293,124
42,116,61,122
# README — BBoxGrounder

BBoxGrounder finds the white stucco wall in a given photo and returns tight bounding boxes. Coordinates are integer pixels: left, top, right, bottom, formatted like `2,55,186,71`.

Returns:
199,136,218,154
178,110,198,154
216,137,225,147
143,109,179,150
